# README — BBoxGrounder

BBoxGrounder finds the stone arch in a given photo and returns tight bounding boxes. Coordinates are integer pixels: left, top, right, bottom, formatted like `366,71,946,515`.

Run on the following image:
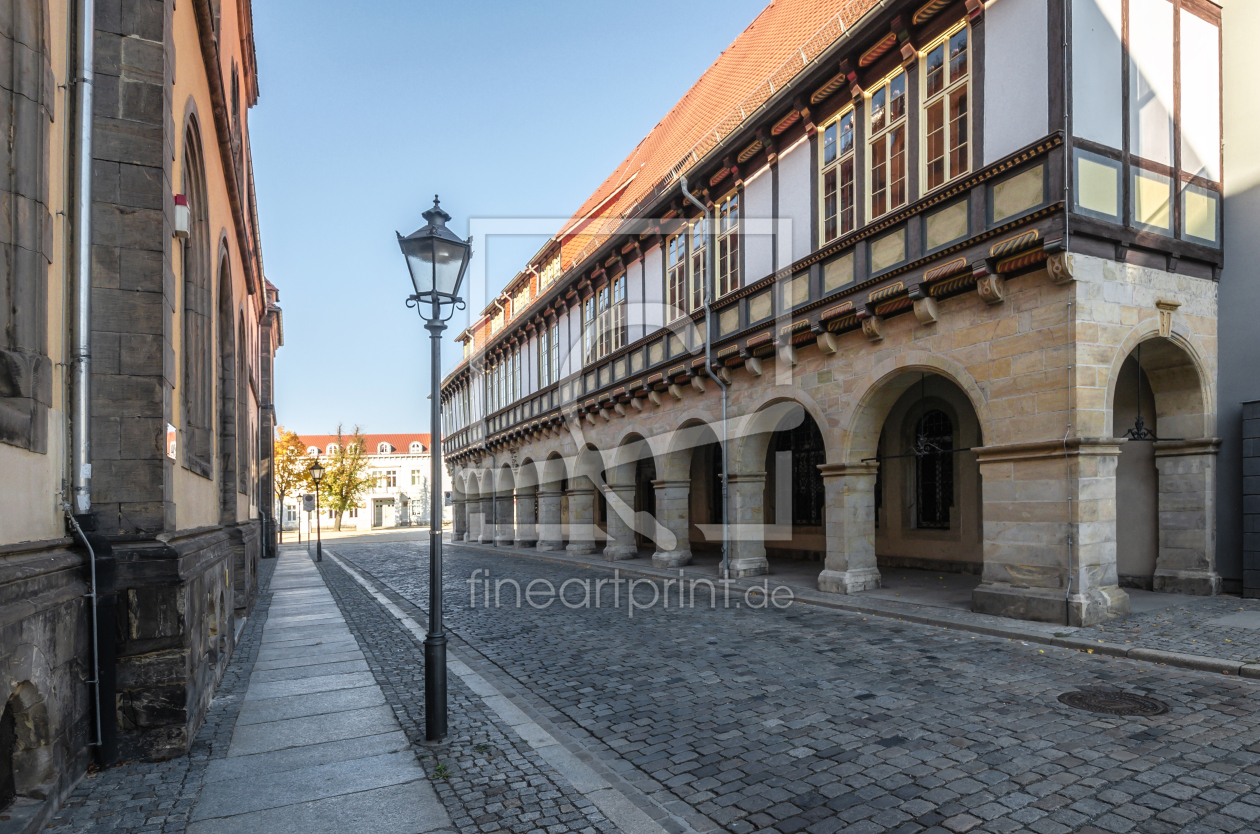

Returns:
217,251,237,525
514,458,540,548
729,385,836,472
840,351,992,465
0,672,54,806
181,113,214,477
601,433,659,560
493,462,516,546
648,419,721,569
537,452,569,551
1107,328,1219,595
564,445,605,555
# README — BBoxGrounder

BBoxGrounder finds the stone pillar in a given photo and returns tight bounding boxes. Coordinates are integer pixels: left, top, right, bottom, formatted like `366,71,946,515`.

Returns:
565,487,598,555
1153,439,1222,595
477,497,495,544
536,488,564,551
651,480,692,567
494,493,515,546
603,484,639,560
816,464,882,593
466,498,482,542
971,440,1129,626
514,489,538,548
727,472,769,577
452,499,467,541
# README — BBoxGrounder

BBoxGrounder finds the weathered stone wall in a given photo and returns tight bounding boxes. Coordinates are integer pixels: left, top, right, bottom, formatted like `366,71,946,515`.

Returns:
453,254,1219,626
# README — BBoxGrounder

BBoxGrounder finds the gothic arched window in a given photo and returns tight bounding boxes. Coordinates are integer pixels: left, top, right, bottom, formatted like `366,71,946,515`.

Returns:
182,122,214,477
915,409,954,529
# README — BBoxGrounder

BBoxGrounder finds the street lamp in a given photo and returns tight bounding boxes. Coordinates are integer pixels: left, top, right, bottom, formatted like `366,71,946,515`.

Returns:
398,195,472,743
308,458,325,563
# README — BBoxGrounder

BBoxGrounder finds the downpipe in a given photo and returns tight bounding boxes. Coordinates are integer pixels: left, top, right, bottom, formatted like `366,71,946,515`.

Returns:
680,176,730,581
63,504,117,766
69,0,93,519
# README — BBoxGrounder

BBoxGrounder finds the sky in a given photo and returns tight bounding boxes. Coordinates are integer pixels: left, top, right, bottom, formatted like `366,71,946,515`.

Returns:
253,0,771,436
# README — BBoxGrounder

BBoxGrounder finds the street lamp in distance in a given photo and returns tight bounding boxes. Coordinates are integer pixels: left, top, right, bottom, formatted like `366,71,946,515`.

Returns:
397,195,472,743
308,458,325,563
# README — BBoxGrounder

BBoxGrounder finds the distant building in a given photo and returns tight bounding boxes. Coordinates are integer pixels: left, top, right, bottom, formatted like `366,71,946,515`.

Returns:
287,434,452,532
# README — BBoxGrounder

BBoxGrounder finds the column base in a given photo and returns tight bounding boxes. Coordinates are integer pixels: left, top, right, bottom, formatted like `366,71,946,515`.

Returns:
1153,569,1220,596
972,582,1130,626
494,534,515,547
514,536,538,548
730,556,768,578
817,567,881,594
652,550,692,568
477,534,494,545
535,540,564,551
566,542,598,555
603,545,639,561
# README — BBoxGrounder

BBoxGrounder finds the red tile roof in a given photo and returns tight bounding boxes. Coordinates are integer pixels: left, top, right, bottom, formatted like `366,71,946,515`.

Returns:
298,433,432,455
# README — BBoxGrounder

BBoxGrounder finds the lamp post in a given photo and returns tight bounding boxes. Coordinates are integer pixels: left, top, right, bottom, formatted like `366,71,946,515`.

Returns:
308,459,325,562
398,195,472,743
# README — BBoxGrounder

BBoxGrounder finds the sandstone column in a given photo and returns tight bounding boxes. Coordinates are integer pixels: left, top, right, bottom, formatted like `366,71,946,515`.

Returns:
602,484,639,560
971,440,1129,626
1153,439,1222,595
816,463,882,593
514,488,539,548
477,496,495,544
452,498,467,541
536,487,564,551
494,491,515,546
651,480,692,567
727,472,769,577
565,487,598,555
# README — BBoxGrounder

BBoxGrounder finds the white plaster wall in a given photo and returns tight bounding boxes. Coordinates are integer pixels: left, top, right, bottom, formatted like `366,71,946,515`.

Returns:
643,243,664,337
777,138,812,268
984,0,1049,164
744,164,774,283
626,258,645,343
1072,0,1123,149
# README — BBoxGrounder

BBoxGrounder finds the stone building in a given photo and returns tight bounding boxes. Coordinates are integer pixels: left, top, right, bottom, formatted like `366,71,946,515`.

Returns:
0,0,279,821
286,433,451,532
443,0,1232,628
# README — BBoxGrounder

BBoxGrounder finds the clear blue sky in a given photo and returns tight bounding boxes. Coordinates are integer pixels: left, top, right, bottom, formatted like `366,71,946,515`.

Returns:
254,0,769,435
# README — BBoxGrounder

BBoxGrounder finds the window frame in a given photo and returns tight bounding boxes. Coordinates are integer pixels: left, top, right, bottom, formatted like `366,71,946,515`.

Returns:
715,192,740,298
666,232,687,322
688,216,707,313
611,274,627,352
866,68,910,221
920,21,972,194
819,106,857,245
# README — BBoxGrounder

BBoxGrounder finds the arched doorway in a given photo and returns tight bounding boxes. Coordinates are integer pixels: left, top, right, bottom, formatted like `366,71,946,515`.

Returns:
654,421,720,568
763,407,827,564
515,459,540,547
604,434,658,560
537,454,568,551
494,464,515,546
566,446,604,555
1110,336,1218,595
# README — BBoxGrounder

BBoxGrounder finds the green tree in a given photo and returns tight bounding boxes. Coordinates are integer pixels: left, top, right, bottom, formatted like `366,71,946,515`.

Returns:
319,424,375,531
273,428,312,542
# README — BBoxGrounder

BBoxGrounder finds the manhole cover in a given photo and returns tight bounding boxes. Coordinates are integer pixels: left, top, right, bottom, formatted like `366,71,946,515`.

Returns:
1058,690,1168,716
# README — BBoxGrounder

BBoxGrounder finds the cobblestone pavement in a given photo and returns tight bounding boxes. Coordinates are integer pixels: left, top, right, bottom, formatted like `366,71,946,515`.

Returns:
1072,596,1260,665
45,557,279,834
333,539,1260,834
313,554,622,834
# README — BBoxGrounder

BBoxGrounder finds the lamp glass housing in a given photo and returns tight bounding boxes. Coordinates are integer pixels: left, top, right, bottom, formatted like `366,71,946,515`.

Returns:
308,460,325,483
398,197,472,303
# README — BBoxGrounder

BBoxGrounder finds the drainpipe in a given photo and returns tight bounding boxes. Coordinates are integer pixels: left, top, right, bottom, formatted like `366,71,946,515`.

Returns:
1062,0,1074,624
680,176,730,581
70,0,94,520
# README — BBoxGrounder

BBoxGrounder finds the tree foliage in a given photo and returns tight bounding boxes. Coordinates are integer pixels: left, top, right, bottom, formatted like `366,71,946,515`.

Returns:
273,428,313,511
319,424,375,531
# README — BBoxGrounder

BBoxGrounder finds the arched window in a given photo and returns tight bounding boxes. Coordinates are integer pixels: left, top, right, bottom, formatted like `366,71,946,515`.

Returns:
773,416,826,526
182,120,213,476
410,441,424,454
237,315,249,495
378,442,392,454
325,443,339,455
307,446,320,456
915,409,954,529
0,0,53,454
217,254,237,523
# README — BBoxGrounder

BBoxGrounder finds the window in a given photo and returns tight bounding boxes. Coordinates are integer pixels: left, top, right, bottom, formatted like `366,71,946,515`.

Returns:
409,441,423,453
597,284,611,358
307,446,320,456
539,253,561,288
689,218,707,313
923,24,970,191
549,322,559,383
411,469,424,486
611,275,627,352
716,194,740,296
180,123,213,476
538,325,550,387
490,308,504,334
582,295,597,365
666,232,686,322
385,470,398,488
915,410,954,529
868,70,908,219
820,109,856,243
377,442,391,454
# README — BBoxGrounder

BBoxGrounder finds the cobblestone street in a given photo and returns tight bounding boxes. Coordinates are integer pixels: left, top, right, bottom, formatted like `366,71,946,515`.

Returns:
329,537,1260,834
